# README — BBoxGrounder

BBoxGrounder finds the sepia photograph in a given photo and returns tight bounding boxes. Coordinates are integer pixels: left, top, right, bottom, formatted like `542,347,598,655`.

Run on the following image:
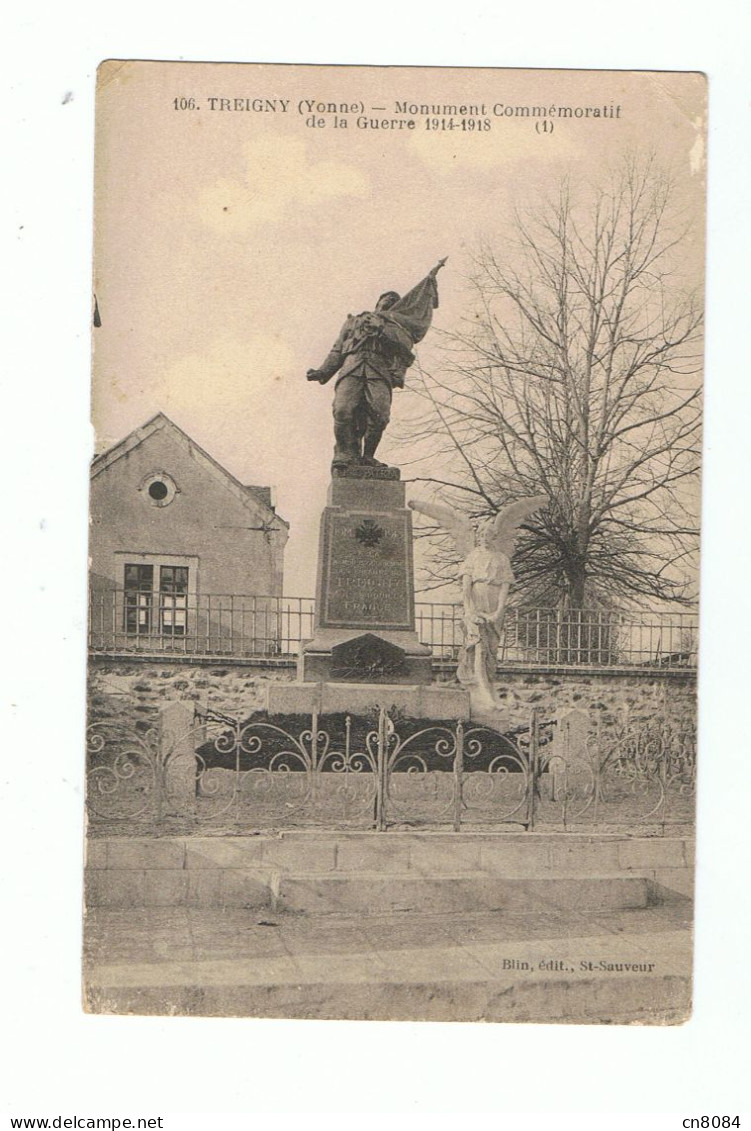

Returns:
82,62,706,1025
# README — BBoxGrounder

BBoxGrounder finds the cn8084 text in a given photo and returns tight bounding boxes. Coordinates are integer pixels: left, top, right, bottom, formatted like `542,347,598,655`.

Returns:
682,1120,741,1128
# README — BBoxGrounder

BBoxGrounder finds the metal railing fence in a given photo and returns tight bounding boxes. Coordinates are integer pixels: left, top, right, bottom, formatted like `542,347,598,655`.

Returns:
88,588,697,670
86,704,696,835
88,590,315,659
416,602,698,669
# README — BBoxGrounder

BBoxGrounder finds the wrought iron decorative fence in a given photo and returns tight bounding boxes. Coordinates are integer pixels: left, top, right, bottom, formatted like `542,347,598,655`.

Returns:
86,705,696,835
88,588,697,670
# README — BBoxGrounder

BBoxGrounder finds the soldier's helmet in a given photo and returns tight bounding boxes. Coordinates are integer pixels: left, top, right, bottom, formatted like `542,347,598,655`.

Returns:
376,291,400,311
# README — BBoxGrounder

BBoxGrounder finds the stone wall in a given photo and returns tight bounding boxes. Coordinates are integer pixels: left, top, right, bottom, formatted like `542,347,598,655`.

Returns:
88,659,296,729
89,657,695,732
493,669,695,729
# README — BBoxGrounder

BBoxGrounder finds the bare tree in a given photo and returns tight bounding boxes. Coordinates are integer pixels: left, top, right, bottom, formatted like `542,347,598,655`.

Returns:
401,160,703,611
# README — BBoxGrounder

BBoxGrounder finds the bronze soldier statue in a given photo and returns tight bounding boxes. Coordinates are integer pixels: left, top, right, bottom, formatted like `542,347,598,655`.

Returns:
307,258,447,470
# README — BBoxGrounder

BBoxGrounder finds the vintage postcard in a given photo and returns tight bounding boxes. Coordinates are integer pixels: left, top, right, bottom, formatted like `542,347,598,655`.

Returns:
85,62,705,1023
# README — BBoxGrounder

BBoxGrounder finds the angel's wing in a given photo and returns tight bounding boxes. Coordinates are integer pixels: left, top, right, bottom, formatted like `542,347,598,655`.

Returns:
408,499,474,556
489,495,549,556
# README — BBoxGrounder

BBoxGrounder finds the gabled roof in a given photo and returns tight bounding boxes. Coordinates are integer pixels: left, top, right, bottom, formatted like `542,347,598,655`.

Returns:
91,412,289,530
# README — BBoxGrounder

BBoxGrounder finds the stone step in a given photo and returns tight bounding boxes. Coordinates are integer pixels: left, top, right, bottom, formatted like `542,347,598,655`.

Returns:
273,873,652,916
84,970,690,1024
84,900,693,1023
89,831,694,877
85,832,694,910
86,866,659,913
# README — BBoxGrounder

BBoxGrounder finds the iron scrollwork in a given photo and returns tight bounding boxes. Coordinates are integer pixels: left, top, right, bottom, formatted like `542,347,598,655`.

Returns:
86,704,695,834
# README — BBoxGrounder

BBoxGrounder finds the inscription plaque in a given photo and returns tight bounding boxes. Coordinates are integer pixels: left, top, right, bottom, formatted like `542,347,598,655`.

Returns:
318,509,414,630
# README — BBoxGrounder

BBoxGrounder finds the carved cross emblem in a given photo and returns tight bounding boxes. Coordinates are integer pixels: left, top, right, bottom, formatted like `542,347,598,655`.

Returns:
354,519,384,547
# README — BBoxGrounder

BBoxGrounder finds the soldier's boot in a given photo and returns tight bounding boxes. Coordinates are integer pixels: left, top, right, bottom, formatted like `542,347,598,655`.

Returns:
361,425,387,467
332,416,359,470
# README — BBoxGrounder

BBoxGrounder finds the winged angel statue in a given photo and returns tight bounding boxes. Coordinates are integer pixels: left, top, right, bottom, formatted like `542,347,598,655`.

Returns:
409,495,548,711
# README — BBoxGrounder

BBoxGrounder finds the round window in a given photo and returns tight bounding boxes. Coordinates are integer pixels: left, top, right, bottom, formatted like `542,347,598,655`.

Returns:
140,471,178,507
148,480,169,501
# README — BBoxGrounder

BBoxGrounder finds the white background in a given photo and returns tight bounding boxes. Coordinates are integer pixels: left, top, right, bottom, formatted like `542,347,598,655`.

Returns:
3,0,751,1121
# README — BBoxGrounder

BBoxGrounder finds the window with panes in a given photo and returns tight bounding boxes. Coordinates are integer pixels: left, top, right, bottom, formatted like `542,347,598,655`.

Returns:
158,565,189,637
124,563,189,637
123,564,154,634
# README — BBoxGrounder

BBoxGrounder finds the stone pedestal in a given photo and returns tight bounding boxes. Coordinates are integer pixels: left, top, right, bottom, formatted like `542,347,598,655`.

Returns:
267,679,471,721
159,701,196,817
549,707,590,801
299,465,433,684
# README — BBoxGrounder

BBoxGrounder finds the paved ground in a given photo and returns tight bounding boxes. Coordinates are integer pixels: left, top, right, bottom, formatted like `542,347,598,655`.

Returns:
83,901,693,1024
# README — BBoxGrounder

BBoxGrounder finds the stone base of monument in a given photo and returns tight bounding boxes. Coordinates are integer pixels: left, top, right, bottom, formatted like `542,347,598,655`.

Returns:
465,704,511,731
299,465,435,685
266,678,470,721
298,628,433,685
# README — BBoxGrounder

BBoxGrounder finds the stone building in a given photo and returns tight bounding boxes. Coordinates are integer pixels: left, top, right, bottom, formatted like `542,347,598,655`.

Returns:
88,413,289,655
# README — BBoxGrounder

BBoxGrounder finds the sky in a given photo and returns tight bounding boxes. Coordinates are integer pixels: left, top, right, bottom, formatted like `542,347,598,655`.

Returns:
92,63,706,595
